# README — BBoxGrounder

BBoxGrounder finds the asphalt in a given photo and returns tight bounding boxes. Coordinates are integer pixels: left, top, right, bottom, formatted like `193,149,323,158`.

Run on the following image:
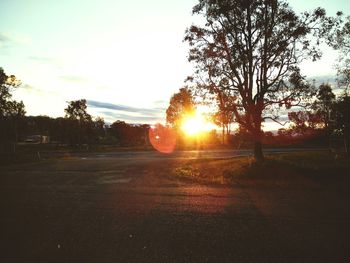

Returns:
0,149,349,262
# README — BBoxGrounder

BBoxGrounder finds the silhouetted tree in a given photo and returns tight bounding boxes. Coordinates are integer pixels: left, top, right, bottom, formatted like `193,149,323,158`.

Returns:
93,117,105,141
333,94,350,154
314,83,335,130
0,68,25,152
64,99,92,146
288,111,322,135
327,15,350,89
1,68,22,115
211,91,235,144
109,121,149,146
166,87,196,129
65,99,92,122
185,0,340,160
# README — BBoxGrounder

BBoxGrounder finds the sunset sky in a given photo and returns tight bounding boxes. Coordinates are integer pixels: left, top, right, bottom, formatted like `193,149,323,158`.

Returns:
1,0,349,128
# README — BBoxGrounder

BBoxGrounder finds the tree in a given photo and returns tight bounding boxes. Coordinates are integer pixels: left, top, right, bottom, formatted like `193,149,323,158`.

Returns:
109,121,149,146
333,95,350,154
64,99,92,146
327,15,350,89
211,91,235,144
313,83,335,133
93,116,105,138
166,87,196,128
185,0,340,160
65,99,92,122
0,67,23,117
0,68,25,152
288,110,322,135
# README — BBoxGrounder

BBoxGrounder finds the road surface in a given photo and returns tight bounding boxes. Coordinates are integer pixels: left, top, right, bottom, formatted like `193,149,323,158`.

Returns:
1,149,349,262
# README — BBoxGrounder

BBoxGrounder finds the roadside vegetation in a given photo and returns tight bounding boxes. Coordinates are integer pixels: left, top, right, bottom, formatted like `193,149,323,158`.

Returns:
171,151,350,188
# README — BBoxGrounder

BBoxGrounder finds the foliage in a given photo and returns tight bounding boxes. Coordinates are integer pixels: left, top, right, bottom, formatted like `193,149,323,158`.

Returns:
64,99,92,122
288,111,322,134
333,95,350,153
64,99,101,146
0,68,26,152
166,87,196,128
185,0,340,160
0,67,25,118
109,121,149,146
327,15,350,89
313,83,335,130
211,91,235,143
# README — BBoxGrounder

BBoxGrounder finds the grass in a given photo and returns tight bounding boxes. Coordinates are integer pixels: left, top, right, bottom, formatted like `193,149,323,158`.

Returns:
170,151,350,188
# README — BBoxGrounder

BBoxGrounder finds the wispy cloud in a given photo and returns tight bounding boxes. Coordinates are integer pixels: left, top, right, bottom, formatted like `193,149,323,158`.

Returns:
59,75,88,83
153,99,167,105
87,100,165,124
0,32,30,48
28,56,56,63
101,111,163,123
87,100,163,115
27,55,63,69
22,83,60,97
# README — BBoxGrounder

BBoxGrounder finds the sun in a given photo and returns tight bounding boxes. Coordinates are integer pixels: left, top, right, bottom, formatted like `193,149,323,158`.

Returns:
181,110,213,136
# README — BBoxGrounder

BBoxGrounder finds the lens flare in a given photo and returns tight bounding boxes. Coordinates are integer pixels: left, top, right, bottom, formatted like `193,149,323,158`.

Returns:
149,124,176,154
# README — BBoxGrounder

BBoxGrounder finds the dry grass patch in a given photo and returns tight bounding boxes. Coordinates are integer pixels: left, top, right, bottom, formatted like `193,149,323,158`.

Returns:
171,151,350,188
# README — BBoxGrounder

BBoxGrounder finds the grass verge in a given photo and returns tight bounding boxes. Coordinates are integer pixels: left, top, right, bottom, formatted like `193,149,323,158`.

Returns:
170,151,350,188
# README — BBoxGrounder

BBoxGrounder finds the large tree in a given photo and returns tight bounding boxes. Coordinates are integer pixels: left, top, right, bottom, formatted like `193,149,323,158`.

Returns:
185,0,339,160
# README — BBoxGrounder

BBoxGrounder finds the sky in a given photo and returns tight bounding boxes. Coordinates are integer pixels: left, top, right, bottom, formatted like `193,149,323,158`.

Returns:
1,0,349,128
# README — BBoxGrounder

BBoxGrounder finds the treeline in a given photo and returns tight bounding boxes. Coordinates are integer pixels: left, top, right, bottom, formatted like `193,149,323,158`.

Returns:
230,84,350,150
1,66,151,152
1,115,152,149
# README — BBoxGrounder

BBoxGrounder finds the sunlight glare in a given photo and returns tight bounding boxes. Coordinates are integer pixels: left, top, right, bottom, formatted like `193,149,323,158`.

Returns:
181,110,213,136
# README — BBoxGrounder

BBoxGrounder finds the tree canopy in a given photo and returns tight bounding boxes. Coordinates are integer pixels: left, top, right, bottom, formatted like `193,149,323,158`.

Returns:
185,0,340,160
0,67,25,118
64,99,92,122
166,87,196,128
327,15,350,89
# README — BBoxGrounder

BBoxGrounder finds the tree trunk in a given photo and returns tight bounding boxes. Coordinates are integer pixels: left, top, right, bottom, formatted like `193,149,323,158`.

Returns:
254,141,264,161
253,124,264,161
222,126,225,145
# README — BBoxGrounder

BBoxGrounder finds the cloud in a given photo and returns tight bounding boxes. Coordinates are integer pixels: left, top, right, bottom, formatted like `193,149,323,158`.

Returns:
27,55,63,69
100,111,163,123
0,32,30,48
87,100,166,124
22,83,38,91
87,100,163,115
28,56,56,63
59,75,88,83
153,99,167,105
308,74,337,87
21,83,60,97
